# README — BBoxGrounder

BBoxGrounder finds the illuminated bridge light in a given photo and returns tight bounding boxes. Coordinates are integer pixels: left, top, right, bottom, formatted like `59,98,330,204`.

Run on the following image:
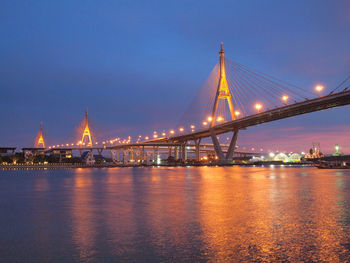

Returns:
217,116,223,122
179,127,184,132
145,136,149,140
153,134,158,138
190,125,195,129
207,116,213,122
235,111,240,117
162,132,166,136
169,130,175,135
202,121,208,126
282,95,289,102
255,103,262,112
315,84,324,93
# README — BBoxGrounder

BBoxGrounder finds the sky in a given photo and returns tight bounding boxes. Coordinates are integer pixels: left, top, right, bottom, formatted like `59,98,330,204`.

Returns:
0,0,350,153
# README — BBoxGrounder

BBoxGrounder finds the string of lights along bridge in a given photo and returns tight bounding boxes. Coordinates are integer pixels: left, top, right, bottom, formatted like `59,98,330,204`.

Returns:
38,43,350,163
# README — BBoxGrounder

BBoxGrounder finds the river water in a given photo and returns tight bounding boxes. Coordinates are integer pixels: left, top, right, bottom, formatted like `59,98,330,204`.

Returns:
0,166,350,262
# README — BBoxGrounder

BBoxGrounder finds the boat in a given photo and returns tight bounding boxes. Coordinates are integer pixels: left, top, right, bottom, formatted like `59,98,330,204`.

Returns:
314,160,350,169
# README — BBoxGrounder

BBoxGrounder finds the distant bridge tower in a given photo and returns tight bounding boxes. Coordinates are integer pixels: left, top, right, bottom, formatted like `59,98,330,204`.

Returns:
81,108,93,147
35,121,45,148
210,42,235,128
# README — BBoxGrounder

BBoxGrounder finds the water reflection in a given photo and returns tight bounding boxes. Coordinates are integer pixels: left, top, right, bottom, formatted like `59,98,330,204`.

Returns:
0,167,350,262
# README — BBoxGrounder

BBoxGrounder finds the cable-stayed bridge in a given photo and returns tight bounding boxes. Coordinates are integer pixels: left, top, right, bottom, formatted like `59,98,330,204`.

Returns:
37,43,350,164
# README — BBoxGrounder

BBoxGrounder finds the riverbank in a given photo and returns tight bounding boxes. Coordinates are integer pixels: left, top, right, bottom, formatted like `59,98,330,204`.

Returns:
0,162,314,170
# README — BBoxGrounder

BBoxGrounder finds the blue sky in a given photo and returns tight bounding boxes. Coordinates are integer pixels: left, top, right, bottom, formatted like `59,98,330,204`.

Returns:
1,0,350,152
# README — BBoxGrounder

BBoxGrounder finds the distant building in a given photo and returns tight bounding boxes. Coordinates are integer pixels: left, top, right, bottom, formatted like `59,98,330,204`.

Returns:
0,147,16,157
46,148,72,162
305,142,324,159
81,151,95,165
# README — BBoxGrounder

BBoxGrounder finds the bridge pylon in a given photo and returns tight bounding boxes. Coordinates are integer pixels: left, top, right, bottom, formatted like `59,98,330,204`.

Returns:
81,108,93,147
210,42,236,126
210,43,239,163
35,121,45,148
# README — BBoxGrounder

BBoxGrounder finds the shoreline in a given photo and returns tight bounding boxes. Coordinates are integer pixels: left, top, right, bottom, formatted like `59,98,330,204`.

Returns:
0,162,314,170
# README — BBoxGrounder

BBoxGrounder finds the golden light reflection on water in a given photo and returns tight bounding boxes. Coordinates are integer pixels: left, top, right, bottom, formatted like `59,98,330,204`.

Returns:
24,166,350,262
195,167,350,261
71,172,97,261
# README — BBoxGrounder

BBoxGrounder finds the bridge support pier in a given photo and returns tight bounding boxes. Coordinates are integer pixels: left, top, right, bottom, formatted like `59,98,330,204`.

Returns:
175,147,179,160
168,146,172,159
226,129,239,161
195,139,201,162
153,146,159,164
210,130,224,161
129,149,134,161
122,150,126,164
210,128,239,163
141,146,145,163
181,143,187,162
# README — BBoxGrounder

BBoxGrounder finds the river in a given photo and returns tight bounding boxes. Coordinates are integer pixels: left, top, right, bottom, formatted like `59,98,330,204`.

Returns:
0,166,349,262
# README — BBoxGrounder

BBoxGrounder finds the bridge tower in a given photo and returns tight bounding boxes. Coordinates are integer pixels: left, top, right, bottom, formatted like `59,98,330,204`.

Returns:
210,43,239,163
36,121,45,148
210,42,236,127
81,108,93,147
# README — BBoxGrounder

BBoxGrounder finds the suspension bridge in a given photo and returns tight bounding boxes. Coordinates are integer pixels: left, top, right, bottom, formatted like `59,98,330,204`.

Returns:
30,43,350,164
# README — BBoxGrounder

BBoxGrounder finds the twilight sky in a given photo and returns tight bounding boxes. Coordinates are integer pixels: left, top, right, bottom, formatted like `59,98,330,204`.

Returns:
1,0,350,153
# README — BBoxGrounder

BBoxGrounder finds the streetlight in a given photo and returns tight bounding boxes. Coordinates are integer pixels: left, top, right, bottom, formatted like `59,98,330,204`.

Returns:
207,116,213,122
282,95,289,103
217,116,223,122
169,130,175,135
234,111,240,117
179,127,184,132
202,121,208,126
255,103,262,112
315,84,324,94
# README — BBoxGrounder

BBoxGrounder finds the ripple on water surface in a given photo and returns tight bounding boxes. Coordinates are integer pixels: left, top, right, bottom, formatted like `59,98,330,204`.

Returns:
0,166,350,262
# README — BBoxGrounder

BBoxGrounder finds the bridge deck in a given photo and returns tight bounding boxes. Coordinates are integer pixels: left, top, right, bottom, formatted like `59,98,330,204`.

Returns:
161,90,350,142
